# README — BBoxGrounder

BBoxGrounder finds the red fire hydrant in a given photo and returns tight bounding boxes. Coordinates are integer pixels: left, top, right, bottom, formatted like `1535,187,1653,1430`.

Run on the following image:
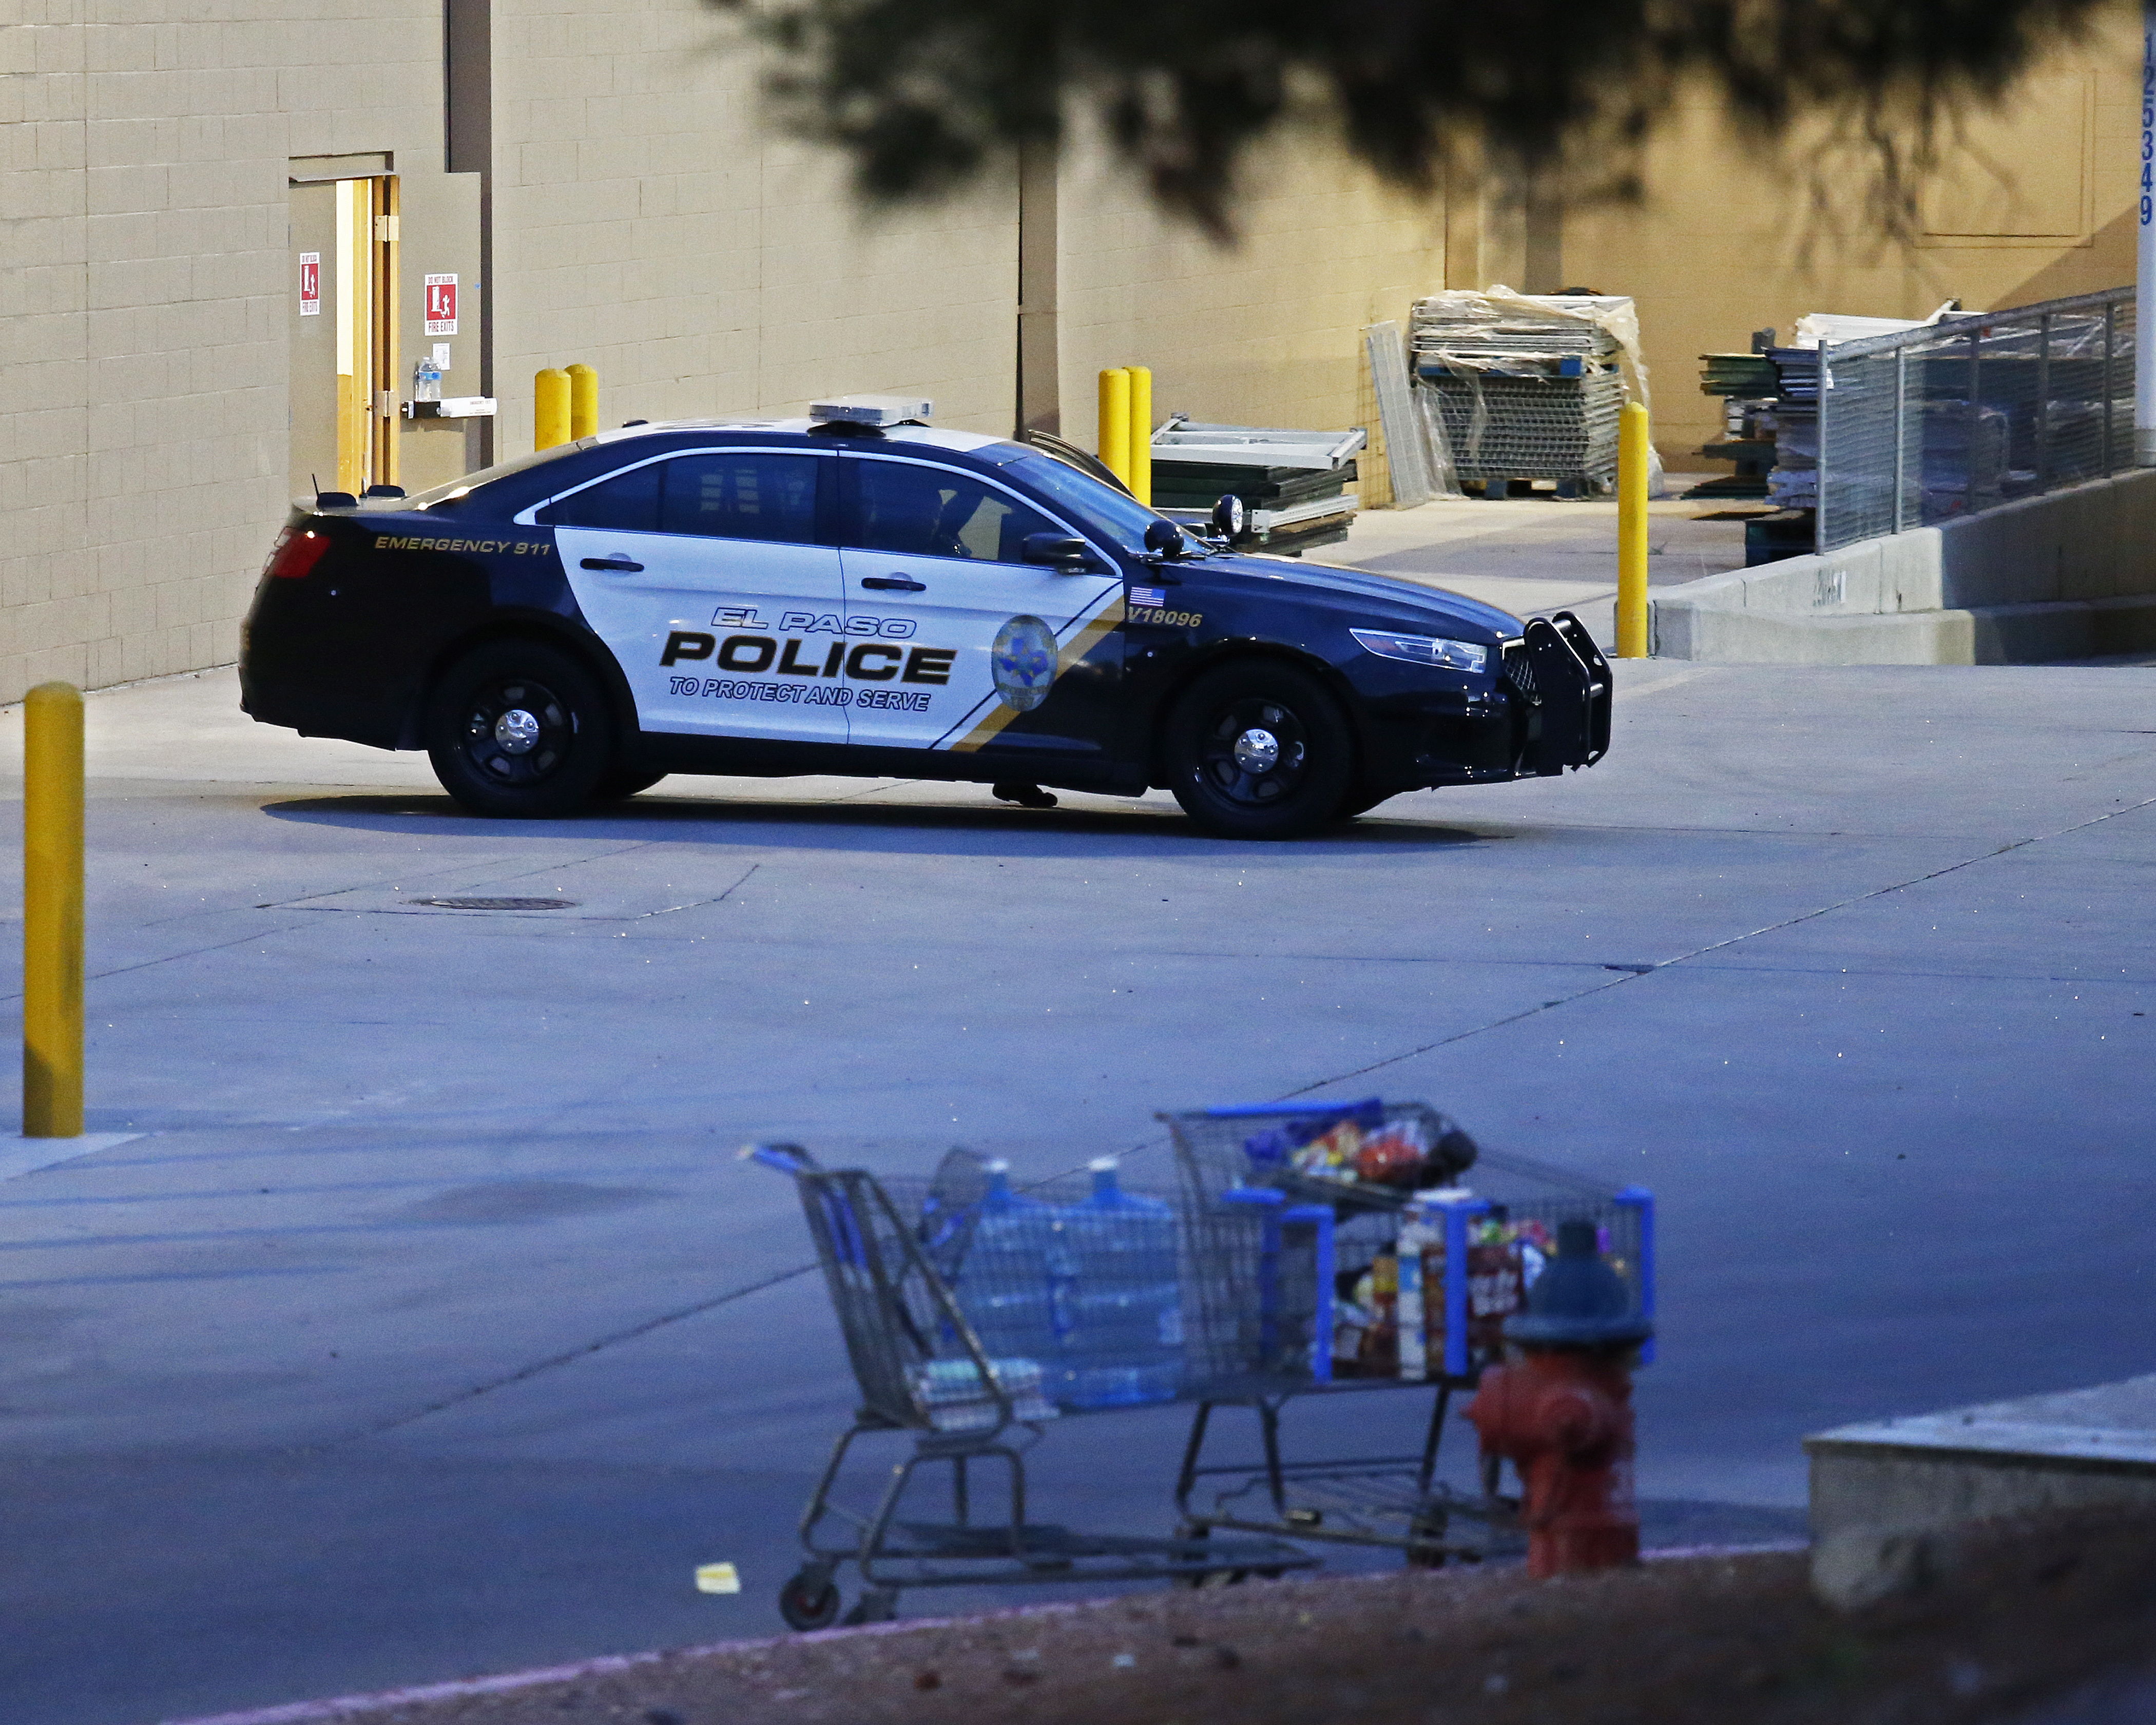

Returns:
1465,1218,1652,1578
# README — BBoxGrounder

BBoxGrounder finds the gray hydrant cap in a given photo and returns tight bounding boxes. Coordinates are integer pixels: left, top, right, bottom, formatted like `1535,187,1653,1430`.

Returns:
1504,1217,1654,1348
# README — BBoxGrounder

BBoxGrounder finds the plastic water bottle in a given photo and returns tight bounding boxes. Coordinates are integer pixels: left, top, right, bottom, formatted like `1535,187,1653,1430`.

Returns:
953,1160,1061,1368
1055,1158,1183,1408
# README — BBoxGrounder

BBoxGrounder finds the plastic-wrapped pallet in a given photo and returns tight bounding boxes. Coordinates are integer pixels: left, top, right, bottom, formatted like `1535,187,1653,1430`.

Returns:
1410,287,1660,497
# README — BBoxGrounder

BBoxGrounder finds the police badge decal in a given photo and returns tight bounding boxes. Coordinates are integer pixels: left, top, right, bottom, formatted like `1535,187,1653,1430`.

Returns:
990,615,1057,711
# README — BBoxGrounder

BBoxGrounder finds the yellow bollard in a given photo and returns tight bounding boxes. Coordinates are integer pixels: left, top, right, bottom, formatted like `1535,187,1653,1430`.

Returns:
567,363,599,441
23,683,84,1138
1098,368,1131,488
1126,365,1152,507
1616,401,1651,658
534,368,571,451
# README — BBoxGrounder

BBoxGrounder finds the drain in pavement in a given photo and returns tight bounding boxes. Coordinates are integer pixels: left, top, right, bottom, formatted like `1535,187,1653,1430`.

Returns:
410,897,581,911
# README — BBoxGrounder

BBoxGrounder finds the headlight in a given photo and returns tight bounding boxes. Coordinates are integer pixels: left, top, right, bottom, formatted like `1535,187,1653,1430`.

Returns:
1350,628,1489,673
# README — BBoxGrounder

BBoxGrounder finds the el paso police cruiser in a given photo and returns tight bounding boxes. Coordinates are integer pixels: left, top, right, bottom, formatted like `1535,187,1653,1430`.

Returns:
241,396,1611,839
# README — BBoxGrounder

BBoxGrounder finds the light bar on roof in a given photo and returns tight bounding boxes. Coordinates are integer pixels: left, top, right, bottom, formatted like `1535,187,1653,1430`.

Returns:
808,394,933,428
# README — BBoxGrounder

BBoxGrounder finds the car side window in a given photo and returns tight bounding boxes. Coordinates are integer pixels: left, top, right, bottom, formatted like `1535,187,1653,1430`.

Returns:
852,460,1055,564
534,461,663,531
661,452,820,544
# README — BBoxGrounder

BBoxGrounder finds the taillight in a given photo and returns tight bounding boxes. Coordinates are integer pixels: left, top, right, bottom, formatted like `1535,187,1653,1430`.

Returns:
264,526,332,580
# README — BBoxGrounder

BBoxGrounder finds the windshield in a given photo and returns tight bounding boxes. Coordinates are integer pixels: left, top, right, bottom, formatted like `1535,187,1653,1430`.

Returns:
403,439,595,510
1004,453,1200,557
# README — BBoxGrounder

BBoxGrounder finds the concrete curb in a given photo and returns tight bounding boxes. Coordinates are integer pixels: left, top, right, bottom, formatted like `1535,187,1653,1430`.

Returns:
157,1601,1090,1725
159,1545,1811,1725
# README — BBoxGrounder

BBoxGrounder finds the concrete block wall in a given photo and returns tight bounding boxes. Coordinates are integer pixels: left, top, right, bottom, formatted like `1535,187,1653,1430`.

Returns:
0,0,441,706
1056,122,1448,449
488,0,1024,448
1652,467,2156,663
1562,7,2145,470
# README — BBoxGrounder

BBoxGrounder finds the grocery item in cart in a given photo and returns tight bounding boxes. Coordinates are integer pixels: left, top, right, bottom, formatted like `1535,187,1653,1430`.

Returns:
1054,1158,1184,1409
951,1159,1067,1368
1239,1098,1476,1207
1395,1201,1446,1381
912,1356,1061,1431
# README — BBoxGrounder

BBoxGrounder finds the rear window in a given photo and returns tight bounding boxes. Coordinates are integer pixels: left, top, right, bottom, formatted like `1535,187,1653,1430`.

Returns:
406,441,595,511
535,453,823,544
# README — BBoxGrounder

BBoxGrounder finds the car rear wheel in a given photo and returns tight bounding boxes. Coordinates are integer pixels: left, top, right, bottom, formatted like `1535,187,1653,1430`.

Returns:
426,639,614,818
1165,661,1355,840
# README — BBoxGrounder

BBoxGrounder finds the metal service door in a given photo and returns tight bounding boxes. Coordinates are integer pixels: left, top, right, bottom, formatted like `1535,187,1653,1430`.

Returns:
394,171,486,491
837,453,1122,757
550,449,848,744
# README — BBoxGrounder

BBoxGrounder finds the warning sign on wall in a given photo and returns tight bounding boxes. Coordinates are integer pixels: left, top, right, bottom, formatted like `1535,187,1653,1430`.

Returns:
425,275,458,336
299,254,320,316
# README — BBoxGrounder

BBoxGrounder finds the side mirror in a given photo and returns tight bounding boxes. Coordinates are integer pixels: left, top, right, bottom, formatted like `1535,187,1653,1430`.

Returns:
1210,493,1247,541
1143,519,1184,557
1022,532,1091,570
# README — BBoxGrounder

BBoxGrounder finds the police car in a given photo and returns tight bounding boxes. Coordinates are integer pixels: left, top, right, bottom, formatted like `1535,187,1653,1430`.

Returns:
240,397,1610,839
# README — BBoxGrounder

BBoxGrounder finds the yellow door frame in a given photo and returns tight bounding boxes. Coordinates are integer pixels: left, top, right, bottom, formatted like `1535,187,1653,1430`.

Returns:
334,175,400,494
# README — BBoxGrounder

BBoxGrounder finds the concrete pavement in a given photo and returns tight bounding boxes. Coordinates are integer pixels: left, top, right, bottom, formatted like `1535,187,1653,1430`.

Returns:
0,551,2150,1720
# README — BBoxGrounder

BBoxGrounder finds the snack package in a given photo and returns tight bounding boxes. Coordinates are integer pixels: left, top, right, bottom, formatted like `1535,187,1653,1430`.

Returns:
1466,1235,1525,1353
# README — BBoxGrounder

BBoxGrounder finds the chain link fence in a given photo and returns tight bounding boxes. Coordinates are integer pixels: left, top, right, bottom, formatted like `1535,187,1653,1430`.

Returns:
1817,286,2136,553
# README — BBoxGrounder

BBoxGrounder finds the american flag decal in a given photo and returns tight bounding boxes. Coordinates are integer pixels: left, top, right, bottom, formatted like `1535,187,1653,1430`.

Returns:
1129,586,1166,608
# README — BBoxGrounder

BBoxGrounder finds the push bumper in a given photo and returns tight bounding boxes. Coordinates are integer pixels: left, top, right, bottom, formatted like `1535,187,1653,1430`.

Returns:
1503,611,1611,776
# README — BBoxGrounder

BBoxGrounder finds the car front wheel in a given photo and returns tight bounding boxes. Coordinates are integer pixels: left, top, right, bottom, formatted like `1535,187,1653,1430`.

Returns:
425,639,614,818
1164,661,1355,840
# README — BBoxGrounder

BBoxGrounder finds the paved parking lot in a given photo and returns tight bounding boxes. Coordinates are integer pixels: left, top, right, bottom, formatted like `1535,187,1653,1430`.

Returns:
1,503,2150,1723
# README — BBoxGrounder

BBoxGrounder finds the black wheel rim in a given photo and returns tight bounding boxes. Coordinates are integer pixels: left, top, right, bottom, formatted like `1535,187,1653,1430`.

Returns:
780,1578,838,1627
1197,696,1310,806
460,676,574,786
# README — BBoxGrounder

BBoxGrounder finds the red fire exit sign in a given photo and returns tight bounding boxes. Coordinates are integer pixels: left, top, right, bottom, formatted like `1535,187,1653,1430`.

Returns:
425,275,458,336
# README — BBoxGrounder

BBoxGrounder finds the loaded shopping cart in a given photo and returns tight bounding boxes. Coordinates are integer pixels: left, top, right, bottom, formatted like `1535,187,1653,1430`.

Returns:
749,1143,1312,1629
752,1103,1652,1625
1166,1100,1653,1567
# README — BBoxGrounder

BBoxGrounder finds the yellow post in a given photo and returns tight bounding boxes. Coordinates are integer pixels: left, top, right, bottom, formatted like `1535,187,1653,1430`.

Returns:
534,368,571,451
1617,401,1651,658
23,683,84,1138
1098,367,1131,487
567,362,599,440
1126,365,1152,506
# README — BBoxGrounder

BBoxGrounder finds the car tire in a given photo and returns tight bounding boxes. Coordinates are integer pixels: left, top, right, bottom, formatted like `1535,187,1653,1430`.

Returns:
1335,787,1393,821
592,766,665,802
425,639,615,819
1165,661,1355,840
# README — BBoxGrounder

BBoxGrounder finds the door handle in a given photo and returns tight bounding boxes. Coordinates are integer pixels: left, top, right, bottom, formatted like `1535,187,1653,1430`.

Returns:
859,575,927,592
580,555,644,572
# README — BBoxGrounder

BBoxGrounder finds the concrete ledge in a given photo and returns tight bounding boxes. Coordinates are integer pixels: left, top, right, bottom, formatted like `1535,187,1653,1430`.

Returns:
1802,1371,2156,1552
1658,592,2156,666
1807,1374,2156,1605
1653,466,2156,663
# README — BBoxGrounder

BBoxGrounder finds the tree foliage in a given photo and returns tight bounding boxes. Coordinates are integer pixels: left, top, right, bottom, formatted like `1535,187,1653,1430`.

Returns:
714,0,2116,232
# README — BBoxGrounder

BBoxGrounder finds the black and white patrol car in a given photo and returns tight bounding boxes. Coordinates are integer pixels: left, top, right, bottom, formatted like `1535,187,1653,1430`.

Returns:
240,399,1610,839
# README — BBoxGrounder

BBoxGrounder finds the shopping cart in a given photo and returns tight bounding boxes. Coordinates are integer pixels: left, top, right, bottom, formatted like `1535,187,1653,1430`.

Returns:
1165,1100,1653,1568
750,1143,1313,1629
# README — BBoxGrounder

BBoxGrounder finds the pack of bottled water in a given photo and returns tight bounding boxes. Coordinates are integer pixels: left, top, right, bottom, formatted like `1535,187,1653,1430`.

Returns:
952,1158,1184,1411
911,1356,1061,1431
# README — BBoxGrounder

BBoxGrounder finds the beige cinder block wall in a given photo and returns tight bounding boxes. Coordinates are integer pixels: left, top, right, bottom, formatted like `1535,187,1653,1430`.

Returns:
1562,4,2143,468
6,0,1452,711
1055,124,1448,449
0,0,444,705
488,0,1023,448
